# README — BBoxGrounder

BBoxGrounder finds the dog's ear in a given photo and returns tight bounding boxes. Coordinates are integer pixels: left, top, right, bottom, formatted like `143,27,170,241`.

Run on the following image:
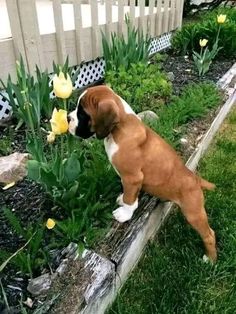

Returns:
93,99,120,139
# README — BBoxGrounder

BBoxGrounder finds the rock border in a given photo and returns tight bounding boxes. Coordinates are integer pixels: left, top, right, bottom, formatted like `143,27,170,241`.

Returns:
36,63,236,314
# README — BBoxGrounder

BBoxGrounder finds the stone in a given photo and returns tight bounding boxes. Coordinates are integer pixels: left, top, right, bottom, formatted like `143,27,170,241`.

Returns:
166,71,175,82
27,273,52,296
137,110,159,123
0,152,29,184
180,138,188,145
23,297,34,308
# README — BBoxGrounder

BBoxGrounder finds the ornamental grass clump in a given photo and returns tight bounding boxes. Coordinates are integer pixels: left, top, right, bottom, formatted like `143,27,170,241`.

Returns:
0,57,52,131
102,15,152,72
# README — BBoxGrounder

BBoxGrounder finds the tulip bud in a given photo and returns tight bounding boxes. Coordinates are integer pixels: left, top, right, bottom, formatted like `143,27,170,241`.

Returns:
199,39,208,47
217,14,226,24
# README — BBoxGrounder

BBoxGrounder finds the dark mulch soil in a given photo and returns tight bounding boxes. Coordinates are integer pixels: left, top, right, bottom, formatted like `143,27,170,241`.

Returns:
162,52,236,95
0,53,235,312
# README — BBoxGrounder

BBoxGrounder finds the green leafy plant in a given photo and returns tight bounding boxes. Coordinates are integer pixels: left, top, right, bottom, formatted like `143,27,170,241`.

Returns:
28,150,81,212
172,9,236,58
192,14,226,76
102,15,152,72
193,38,221,76
105,62,172,113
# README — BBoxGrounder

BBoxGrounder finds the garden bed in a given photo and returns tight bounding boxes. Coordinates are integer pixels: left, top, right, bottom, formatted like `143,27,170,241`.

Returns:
0,54,235,313
1,6,236,310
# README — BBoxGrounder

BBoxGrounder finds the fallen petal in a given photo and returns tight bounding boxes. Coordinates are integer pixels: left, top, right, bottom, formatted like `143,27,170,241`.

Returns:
2,182,16,190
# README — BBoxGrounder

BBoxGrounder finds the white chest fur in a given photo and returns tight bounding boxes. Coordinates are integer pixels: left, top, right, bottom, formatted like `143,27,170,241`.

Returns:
104,134,118,162
104,135,119,174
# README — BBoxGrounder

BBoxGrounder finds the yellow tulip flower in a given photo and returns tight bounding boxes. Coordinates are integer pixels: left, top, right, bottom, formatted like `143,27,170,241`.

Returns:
50,108,69,135
47,131,56,143
217,14,226,24
46,218,56,229
53,72,73,99
199,39,208,47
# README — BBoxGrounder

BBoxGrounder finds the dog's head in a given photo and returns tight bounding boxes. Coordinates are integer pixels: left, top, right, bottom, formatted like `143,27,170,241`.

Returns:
68,86,120,139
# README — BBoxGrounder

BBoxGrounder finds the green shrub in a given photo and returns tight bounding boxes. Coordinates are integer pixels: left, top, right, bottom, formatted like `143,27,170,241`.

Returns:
105,62,172,113
172,8,236,58
102,15,151,72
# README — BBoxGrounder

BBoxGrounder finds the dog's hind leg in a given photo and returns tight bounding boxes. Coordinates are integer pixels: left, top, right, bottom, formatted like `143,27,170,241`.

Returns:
178,189,217,262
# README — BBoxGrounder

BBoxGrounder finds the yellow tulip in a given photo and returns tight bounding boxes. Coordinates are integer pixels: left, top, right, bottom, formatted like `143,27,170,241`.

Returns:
50,108,69,135
46,218,56,229
217,14,226,24
47,131,56,143
53,72,73,99
199,39,208,47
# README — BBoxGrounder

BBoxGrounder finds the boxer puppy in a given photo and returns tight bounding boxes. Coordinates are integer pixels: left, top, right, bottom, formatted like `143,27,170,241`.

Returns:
68,85,217,261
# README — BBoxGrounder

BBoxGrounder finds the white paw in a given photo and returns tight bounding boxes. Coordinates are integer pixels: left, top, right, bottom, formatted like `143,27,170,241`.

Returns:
113,206,134,223
116,194,124,206
202,254,213,264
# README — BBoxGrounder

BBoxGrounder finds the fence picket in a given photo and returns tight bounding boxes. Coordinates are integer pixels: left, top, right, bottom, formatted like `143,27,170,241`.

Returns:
105,0,112,42
155,0,162,36
118,0,124,35
17,0,45,73
163,0,169,34
169,0,176,31
73,0,83,63
90,0,99,58
5,0,27,67
139,0,145,34
129,0,135,24
52,0,67,64
148,0,155,38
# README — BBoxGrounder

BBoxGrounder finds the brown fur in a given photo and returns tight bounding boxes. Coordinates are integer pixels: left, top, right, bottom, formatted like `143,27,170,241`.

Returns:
81,86,217,261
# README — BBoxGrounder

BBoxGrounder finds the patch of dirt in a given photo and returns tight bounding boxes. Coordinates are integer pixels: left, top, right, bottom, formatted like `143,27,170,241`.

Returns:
179,105,223,160
162,52,236,95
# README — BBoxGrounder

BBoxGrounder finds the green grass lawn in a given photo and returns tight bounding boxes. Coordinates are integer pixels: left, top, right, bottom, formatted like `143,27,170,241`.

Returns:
108,106,236,314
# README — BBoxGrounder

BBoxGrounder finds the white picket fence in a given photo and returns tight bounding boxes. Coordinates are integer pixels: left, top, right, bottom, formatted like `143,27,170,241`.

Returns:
0,0,184,82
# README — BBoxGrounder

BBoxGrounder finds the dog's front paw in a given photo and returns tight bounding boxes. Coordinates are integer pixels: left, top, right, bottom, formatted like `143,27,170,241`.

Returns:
113,206,134,223
116,194,124,206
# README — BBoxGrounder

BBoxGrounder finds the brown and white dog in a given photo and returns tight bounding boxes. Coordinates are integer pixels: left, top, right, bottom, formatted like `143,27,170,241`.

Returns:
68,85,217,261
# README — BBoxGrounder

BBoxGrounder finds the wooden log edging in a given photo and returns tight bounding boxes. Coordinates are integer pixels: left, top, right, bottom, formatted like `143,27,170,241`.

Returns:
48,65,236,314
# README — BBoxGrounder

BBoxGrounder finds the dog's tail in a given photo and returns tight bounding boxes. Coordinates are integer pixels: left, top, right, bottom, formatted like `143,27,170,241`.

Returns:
200,178,216,190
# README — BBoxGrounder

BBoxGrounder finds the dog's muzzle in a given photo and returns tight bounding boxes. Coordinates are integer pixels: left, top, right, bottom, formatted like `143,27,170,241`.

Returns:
68,105,94,139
